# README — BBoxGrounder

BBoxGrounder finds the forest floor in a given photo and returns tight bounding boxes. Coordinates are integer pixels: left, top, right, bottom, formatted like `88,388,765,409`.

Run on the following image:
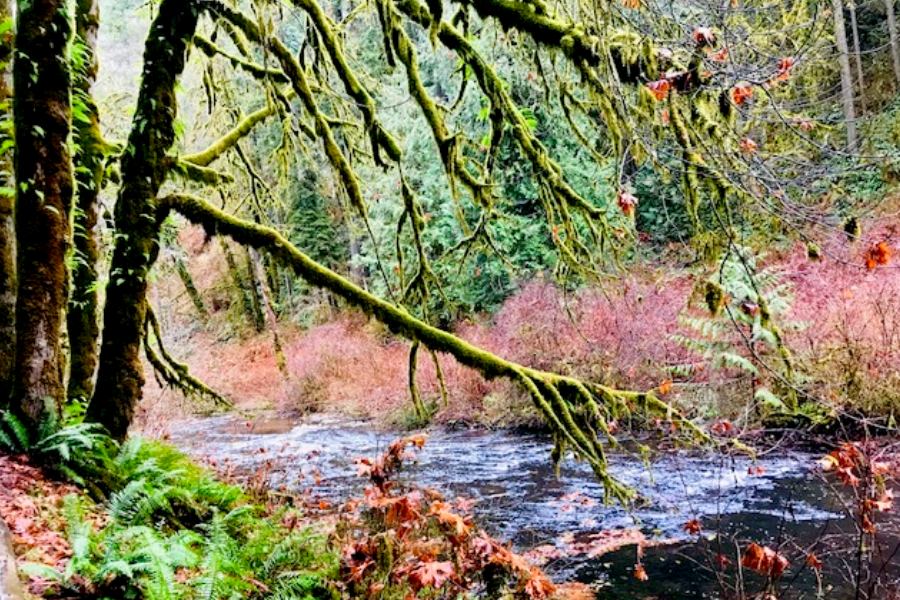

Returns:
0,455,85,598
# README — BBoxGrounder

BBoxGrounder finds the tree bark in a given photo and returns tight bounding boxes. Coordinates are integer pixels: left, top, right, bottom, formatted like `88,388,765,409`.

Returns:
67,0,103,403
249,247,288,378
220,238,260,325
832,0,858,150
172,245,208,319
848,0,866,114
11,0,73,430
0,0,14,408
87,0,202,440
244,247,266,332
886,0,900,87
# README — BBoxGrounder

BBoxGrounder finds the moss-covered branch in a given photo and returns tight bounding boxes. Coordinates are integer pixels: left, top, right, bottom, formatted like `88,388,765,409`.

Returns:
192,34,288,83
143,305,229,407
159,192,709,502
206,1,367,216
290,0,401,166
181,102,284,168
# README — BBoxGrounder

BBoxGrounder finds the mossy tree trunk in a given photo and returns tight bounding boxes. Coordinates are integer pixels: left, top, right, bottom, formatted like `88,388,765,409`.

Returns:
244,247,266,332
11,0,73,430
220,239,261,326
86,0,202,440
172,244,208,319
67,0,104,403
0,0,14,408
847,1,865,114
248,247,287,378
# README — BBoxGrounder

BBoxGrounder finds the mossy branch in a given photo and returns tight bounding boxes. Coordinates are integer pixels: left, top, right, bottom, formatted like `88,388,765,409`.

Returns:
158,192,710,503
143,305,230,408
192,34,289,83
290,0,402,166
206,1,367,217
181,101,284,167
169,158,234,185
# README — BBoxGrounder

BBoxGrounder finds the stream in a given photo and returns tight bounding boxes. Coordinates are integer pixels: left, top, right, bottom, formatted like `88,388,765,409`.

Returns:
168,414,900,599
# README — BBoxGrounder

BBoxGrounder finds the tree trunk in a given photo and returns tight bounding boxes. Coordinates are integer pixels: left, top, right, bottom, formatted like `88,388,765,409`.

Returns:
832,0,858,150
249,247,288,378
0,0,14,408
67,0,103,403
11,0,73,430
172,246,208,319
244,247,266,332
848,0,866,114
220,238,260,325
886,0,900,87
87,0,202,440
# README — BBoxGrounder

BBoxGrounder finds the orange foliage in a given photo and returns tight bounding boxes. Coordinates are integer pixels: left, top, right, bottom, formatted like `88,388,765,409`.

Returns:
741,542,790,578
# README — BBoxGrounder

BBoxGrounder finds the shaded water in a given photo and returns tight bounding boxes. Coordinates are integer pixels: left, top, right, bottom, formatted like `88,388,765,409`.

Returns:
168,415,899,599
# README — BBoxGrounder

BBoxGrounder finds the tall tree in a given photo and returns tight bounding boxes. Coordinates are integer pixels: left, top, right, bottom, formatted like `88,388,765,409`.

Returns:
0,0,14,407
833,0,858,150
67,0,104,403
11,0,73,430
86,0,203,440
886,0,900,87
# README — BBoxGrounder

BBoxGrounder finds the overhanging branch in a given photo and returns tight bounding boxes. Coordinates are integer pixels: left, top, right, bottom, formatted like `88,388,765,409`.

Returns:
158,192,710,503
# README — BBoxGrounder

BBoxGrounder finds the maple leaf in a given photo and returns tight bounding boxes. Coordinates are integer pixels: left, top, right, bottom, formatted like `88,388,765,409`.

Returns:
714,553,732,569
748,465,766,476
731,84,753,106
868,490,894,512
645,79,670,101
659,379,673,395
741,543,789,578
711,420,733,435
617,190,638,217
862,513,877,534
408,560,454,590
621,0,640,8
524,567,556,599
710,47,728,62
634,563,649,581
865,241,892,270
806,553,822,571
683,519,703,535
775,56,796,81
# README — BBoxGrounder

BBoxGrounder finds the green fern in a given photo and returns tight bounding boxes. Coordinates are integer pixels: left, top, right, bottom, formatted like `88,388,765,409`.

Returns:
0,411,31,452
671,246,803,411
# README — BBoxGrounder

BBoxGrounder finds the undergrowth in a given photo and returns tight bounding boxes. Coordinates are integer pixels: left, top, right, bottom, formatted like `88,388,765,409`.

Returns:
15,433,338,600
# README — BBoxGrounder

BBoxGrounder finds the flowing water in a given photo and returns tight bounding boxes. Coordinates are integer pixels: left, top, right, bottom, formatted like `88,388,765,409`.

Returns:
168,414,899,599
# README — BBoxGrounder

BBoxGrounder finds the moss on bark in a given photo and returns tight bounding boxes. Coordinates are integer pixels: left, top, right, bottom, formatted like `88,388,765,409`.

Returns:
0,0,14,407
11,0,73,430
67,0,103,403
87,0,202,440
